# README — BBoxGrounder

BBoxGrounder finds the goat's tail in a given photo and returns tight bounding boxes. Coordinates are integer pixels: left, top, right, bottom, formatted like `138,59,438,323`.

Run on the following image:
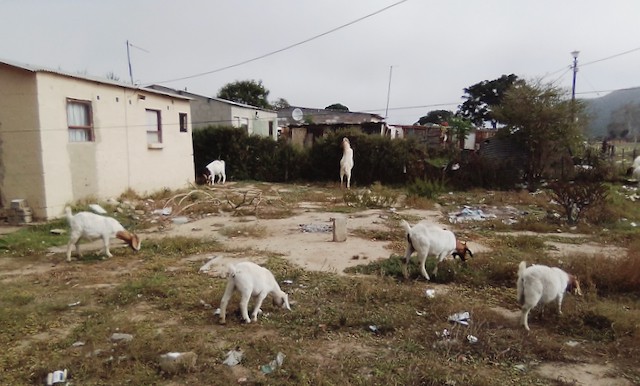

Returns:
517,261,527,305
400,219,411,234
227,263,238,278
64,206,74,223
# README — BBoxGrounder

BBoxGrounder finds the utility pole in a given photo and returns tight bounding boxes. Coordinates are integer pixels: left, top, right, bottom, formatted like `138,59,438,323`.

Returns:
384,65,394,119
127,40,134,84
571,50,579,101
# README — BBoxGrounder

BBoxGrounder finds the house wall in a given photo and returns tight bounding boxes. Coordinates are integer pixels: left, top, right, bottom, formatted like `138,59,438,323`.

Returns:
0,67,194,220
189,97,277,139
0,65,46,214
191,98,233,129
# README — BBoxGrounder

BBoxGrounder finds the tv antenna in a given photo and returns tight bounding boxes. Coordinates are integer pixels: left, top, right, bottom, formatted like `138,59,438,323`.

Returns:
126,40,150,85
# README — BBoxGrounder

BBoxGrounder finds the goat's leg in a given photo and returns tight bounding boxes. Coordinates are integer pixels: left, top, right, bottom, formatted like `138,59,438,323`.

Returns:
432,251,449,277
218,280,236,325
347,173,351,189
239,292,252,323
418,252,431,281
557,294,564,315
251,292,269,322
67,235,81,262
402,245,415,279
521,306,531,331
102,236,113,259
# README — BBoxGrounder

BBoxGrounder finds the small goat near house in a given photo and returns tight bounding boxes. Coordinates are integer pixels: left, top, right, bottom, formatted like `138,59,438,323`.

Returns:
339,137,354,189
517,261,582,331
400,220,472,281
205,160,226,185
218,261,291,324
65,207,141,262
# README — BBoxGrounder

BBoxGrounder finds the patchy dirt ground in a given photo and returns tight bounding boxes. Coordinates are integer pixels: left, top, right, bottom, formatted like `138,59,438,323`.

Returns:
1,183,634,385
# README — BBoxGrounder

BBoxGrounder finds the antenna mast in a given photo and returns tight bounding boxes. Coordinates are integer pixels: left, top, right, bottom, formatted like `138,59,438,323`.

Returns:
384,65,394,120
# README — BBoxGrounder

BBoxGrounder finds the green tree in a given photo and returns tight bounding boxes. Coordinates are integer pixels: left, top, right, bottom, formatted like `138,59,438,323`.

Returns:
217,79,271,109
458,74,521,128
325,103,349,112
447,116,473,149
492,80,585,190
416,110,453,125
272,98,291,110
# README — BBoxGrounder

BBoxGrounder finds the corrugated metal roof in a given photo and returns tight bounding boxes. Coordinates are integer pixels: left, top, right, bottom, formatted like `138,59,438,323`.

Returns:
0,58,191,100
277,106,384,126
148,84,274,111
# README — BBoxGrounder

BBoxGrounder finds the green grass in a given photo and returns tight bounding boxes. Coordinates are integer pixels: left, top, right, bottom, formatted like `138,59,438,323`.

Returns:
1,183,639,385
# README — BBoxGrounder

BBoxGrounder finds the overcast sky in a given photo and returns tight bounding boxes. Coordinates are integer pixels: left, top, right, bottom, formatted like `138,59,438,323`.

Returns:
2,0,639,124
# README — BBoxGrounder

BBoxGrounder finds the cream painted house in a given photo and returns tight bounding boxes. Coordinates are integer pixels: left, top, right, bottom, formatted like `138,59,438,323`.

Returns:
0,59,195,220
148,85,278,139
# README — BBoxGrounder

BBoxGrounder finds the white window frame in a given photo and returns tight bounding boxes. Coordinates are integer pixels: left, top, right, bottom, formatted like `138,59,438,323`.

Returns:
146,109,162,144
67,99,93,142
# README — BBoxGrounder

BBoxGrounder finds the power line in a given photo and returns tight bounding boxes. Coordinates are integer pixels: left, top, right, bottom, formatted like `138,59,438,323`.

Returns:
147,0,410,85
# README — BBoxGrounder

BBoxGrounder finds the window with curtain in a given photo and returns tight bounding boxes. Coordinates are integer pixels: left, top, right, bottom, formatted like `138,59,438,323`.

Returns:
146,109,162,144
67,99,93,142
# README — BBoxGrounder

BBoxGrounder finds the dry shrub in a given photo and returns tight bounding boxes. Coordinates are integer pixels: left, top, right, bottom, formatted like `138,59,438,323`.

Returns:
569,250,640,296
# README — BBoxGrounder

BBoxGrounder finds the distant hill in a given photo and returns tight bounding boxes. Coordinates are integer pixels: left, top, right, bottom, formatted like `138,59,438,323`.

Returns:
583,87,640,140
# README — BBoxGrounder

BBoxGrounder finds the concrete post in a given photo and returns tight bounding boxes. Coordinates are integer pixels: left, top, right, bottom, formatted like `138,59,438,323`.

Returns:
332,216,347,242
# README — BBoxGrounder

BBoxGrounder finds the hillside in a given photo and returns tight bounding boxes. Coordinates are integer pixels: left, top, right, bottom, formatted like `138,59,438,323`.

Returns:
584,87,640,139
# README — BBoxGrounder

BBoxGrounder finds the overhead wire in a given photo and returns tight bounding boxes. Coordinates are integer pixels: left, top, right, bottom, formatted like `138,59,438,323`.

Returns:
147,0,410,85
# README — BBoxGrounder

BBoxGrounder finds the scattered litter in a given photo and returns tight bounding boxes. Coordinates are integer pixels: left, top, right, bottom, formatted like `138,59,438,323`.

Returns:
172,216,189,225
436,328,451,339
514,364,527,372
223,348,244,366
46,369,68,386
199,255,219,273
110,333,133,342
631,222,637,227
50,228,66,235
283,279,294,285
448,207,498,223
159,351,197,374
299,223,332,233
448,311,470,326
466,335,478,344
89,204,107,214
260,352,285,374
425,289,436,298
368,325,379,333
565,340,580,347
67,301,81,307
213,308,221,316
71,341,85,347
415,310,426,316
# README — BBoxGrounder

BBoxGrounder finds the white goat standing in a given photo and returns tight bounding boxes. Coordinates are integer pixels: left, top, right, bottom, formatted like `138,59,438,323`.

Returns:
339,137,354,189
400,220,472,281
517,261,582,331
65,207,141,262
218,261,291,324
205,160,226,185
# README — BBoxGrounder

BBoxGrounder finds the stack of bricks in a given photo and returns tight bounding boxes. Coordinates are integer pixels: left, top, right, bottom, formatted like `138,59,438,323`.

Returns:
8,199,32,225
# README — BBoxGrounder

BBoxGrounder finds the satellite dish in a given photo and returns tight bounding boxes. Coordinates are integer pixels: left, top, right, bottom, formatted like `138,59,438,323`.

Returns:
292,108,303,122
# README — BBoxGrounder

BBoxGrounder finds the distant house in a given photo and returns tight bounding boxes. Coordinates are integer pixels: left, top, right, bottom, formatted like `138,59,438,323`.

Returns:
387,124,497,150
0,59,195,220
149,85,278,139
277,106,385,148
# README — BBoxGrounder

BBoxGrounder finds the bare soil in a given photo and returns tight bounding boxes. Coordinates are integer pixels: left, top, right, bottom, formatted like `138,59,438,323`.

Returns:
0,183,633,385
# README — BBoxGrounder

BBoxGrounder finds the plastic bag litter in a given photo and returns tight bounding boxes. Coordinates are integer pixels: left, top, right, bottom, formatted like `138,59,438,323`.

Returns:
223,348,244,366
425,289,436,298
448,311,470,325
260,352,285,374
466,335,478,344
46,369,68,385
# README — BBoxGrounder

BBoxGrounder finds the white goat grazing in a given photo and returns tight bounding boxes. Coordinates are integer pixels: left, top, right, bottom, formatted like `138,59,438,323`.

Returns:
400,220,472,281
339,137,354,189
205,160,226,185
65,207,141,262
517,261,582,331
218,261,291,324
633,155,640,169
